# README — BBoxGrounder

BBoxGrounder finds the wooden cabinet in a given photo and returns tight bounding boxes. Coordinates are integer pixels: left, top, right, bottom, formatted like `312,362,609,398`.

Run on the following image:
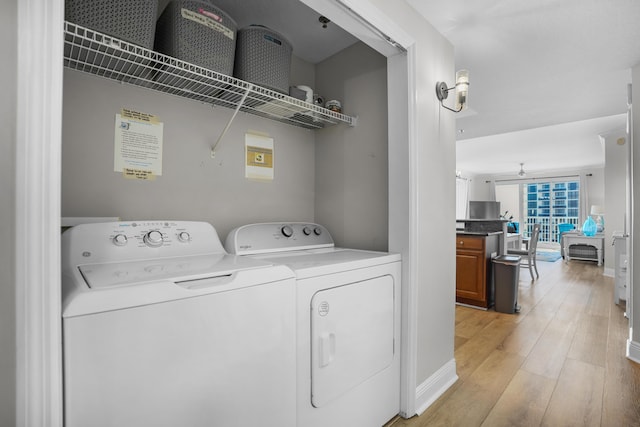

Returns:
455,234,498,309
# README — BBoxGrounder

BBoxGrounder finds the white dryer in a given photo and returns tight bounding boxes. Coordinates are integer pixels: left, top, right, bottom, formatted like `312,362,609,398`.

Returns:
61,221,296,427
226,222,401,427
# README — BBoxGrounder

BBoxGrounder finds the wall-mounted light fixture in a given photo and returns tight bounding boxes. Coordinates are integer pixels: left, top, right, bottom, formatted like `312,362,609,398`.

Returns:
435,70,469,112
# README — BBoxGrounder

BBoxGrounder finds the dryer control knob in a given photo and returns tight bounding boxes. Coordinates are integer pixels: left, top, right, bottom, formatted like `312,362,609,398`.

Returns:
144,230,164,247
314,227,322,236
112,234,128,246
281,225,294,238
303,226,312,236
177,231,191,242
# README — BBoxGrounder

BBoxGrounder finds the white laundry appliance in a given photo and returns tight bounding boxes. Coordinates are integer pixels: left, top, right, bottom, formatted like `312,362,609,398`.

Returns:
225,222,401,427
61,220,296,427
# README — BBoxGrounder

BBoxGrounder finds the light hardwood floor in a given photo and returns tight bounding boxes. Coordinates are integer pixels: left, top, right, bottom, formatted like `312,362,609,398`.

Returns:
388,257,640,427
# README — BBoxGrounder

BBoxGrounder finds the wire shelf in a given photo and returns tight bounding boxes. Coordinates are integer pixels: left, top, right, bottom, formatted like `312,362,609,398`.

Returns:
63,21,356,130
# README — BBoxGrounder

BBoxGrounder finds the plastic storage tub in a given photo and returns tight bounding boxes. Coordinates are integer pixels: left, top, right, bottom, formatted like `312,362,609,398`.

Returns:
155,1,237,75
65,0,159,49
234,25,292,93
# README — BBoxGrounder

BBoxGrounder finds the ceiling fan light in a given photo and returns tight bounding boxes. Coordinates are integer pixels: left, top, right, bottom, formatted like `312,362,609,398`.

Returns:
518,163,526,177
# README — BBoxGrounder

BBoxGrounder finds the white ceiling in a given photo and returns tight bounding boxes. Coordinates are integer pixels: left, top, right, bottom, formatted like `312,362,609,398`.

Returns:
407,0,640,175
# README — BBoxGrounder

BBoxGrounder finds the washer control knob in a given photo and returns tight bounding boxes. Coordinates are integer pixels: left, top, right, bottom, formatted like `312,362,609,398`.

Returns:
303,226,312,236
281,225,294,238
144,230,164,247
177,231,191,242
112,234,128,246
314,227,322,236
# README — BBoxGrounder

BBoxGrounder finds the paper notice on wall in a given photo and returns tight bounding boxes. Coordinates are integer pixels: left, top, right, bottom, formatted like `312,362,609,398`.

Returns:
114,108,163,179
245,133,274,181
122,168,156,181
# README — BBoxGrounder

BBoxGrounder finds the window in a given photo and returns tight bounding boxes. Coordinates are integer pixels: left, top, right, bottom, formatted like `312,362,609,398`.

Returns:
495,178,580,245
525,180,580,244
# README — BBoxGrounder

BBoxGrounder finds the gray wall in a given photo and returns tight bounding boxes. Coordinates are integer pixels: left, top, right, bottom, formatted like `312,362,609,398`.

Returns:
62,68,316,239
0,1,16,424
314,42,388,251
62,45,385,245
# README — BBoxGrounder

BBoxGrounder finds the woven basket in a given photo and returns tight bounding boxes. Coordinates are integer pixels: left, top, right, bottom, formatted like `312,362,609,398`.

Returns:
234,26,292,94
65,0,158,49
155,0,237,75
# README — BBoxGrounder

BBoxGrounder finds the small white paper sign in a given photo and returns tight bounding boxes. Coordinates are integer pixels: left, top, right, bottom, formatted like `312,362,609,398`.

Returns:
114,108,163,179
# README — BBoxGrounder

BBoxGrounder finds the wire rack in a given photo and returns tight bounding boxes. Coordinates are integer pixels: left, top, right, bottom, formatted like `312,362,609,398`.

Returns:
63,21,356,130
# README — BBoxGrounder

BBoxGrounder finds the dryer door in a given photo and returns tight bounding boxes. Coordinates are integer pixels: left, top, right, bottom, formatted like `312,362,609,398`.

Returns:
310,275,395,407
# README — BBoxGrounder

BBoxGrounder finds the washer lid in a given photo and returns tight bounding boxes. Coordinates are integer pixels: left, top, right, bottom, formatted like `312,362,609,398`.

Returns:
62,256,295,318
78,253,257,289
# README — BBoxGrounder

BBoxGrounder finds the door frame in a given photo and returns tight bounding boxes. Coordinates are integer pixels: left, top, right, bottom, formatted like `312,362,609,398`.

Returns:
15,0,64,425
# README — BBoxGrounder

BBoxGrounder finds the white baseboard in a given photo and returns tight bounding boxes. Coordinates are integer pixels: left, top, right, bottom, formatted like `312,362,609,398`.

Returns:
603,267,614,278
627,339,640,364
414,358,458,416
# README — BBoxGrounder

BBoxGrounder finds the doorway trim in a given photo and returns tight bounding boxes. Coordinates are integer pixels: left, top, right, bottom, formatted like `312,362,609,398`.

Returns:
15,0,64,425
300,0,419,416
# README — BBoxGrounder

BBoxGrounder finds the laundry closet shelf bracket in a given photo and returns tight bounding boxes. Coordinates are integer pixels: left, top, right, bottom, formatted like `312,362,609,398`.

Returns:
211,87,251,158
63,21,357,130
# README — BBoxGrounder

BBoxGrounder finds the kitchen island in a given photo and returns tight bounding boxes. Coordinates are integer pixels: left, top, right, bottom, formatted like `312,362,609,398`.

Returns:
455,219,508,309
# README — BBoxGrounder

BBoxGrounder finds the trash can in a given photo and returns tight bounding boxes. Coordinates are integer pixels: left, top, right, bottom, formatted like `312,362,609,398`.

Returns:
493,255,521,314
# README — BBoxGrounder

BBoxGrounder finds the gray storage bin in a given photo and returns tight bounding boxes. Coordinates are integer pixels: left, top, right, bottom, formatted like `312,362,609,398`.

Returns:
155,1,237,75
65,0,159,49
493,255,521,314
234,25,292,93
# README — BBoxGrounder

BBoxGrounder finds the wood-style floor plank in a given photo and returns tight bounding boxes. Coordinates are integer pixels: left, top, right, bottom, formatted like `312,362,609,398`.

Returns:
602,300,640,425
541,358,604,427
454,317,517,381
567,313,609,367
416,350,524,427
521,316,578,379
497,308,554,357
480,369,556,427
455,308,503,339
389,258,640,427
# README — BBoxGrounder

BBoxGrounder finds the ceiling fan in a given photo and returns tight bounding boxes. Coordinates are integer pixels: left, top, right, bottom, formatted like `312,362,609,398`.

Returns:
518,163,526,177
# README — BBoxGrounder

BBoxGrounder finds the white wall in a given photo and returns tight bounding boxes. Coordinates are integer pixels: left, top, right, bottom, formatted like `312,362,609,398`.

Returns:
494,184,519,221
0,1,16,424
469,168,605,222
604,130,629,271
467,173,492,201
369,0,457,411
630,63,640,362
314,42,389,251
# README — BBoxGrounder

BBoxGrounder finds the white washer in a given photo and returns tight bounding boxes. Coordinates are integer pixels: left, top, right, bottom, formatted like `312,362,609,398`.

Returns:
226,222,401,427
61,220,296,427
